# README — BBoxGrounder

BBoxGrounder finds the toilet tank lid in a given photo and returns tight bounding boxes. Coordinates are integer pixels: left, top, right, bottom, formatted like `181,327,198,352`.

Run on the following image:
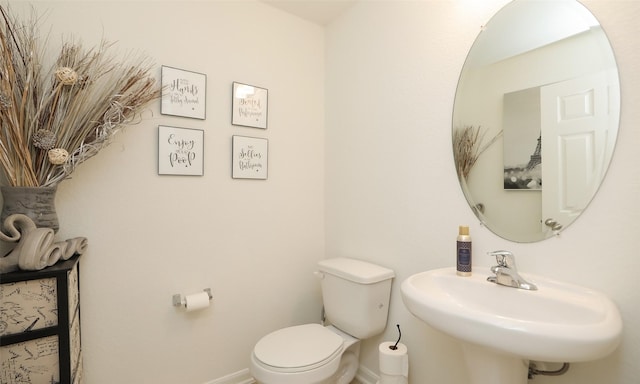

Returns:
318,258,395,284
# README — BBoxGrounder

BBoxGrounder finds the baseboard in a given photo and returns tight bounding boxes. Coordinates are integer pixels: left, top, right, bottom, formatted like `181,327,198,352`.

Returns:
204,366,379,384
203,368,255,384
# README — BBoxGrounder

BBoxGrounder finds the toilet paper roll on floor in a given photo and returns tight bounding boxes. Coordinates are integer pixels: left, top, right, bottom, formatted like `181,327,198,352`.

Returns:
184,291,211,312
379,341,409,376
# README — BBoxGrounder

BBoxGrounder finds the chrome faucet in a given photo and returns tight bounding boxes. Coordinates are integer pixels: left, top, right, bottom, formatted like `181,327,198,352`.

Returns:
487,250,537,290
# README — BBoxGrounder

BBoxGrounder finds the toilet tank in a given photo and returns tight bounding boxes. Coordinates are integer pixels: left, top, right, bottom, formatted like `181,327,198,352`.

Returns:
317,258,395,339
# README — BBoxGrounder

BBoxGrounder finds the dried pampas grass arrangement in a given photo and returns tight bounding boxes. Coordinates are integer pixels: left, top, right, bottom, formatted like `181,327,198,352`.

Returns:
453,125,502,181
0,5,161,187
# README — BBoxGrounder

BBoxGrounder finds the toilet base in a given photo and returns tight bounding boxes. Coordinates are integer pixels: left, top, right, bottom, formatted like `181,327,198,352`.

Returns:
323,326,360,384
332,343,360,384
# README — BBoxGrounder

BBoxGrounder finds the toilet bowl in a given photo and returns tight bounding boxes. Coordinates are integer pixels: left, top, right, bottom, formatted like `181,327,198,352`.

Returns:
250,258,395,384
250,324,360,384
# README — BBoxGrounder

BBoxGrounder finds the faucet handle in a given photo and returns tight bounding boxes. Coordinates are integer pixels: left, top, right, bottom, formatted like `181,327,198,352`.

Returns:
487,250,516,269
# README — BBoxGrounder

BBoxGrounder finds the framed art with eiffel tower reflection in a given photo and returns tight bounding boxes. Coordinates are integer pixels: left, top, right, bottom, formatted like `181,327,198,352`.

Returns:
503,87,542,190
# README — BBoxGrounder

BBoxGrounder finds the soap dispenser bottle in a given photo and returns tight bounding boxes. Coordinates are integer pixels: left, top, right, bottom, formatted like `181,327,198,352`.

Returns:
457,226,472,276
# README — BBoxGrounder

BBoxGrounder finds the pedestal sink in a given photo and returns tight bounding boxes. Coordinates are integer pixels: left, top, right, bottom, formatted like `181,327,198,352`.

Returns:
401,267,622,384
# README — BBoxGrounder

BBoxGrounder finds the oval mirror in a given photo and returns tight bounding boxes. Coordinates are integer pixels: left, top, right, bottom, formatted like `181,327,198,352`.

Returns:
452,0,620,242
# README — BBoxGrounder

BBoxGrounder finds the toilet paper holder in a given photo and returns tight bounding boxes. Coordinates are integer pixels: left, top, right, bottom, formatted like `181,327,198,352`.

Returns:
172,288,213,307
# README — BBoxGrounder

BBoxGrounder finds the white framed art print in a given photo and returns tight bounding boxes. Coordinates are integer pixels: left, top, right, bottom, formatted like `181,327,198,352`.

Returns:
158,125,204,176
232,135,268,179
232,82,268,129
161,66,206,119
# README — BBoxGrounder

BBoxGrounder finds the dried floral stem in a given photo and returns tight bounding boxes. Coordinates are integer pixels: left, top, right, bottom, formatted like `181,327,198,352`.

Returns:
453,125,502,181
0,5,161,187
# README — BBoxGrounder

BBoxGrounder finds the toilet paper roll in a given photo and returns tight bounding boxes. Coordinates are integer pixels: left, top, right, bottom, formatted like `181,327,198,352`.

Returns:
379,342,409,377
184,291,210,312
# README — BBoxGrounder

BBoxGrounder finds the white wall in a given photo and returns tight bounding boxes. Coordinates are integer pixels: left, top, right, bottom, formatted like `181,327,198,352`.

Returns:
8,1,326,383
325,1,640,384
5,1,640,384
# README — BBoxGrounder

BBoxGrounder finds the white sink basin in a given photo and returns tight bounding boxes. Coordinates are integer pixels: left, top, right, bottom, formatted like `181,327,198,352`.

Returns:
401,267,622,363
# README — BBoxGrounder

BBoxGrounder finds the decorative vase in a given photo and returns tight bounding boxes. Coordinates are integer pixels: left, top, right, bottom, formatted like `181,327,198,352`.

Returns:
1,186,59,233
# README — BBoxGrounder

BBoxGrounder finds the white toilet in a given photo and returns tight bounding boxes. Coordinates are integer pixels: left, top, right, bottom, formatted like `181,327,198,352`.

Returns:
250,258,395,384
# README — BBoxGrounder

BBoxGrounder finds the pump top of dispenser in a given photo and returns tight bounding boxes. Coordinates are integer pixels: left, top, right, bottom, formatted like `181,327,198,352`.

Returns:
459,226,469,236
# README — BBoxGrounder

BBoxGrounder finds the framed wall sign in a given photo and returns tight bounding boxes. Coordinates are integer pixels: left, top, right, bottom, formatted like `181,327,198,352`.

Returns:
232,82,268,129
232,135,268,179
161,66,206,119
158,125,204,176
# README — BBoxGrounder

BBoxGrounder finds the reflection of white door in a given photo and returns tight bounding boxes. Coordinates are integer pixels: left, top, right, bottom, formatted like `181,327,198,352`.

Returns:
540,70,618,234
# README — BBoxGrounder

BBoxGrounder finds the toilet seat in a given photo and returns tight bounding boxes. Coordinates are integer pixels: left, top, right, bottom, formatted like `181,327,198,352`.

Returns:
253,324,344,373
